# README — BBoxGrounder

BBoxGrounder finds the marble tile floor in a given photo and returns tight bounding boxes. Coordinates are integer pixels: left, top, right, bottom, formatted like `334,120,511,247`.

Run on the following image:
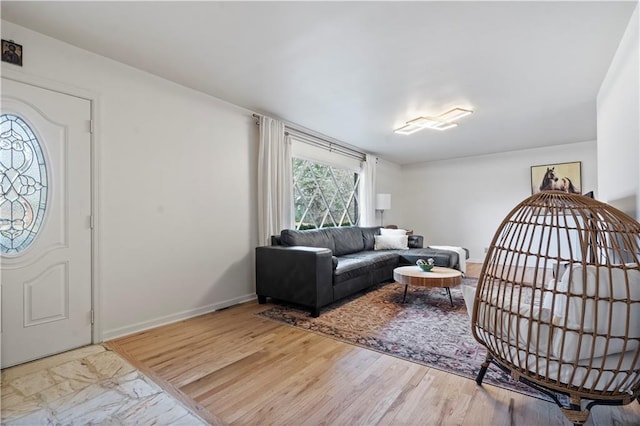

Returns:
1,344,208,425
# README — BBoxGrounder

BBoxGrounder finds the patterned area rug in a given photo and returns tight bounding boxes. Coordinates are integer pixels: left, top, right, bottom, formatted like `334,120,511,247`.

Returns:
257,278,548,401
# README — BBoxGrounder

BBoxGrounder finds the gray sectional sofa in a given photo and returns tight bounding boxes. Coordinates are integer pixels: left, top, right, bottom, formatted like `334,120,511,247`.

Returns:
255,226,466,316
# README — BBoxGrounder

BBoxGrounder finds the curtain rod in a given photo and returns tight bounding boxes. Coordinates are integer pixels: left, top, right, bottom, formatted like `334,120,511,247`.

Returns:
285,128,366,161
252,113,366,161
285,131,365,162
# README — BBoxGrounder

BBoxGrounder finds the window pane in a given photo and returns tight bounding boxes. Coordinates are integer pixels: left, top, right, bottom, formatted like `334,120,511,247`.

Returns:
292,158,359,229
0,114,48,255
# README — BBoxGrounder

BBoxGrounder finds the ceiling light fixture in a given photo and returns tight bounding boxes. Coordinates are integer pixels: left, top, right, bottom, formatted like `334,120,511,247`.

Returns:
437,107,473,122
394,123,424,135
394,107,473,134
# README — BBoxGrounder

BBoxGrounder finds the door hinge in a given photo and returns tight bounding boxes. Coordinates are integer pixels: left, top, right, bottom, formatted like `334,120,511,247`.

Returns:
88,119,94,134
90,309,95,325
89,215,94,229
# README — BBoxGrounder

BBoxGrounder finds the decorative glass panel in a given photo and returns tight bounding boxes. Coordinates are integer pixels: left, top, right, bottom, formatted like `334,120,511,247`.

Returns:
0,114,48,255
293,158,360,230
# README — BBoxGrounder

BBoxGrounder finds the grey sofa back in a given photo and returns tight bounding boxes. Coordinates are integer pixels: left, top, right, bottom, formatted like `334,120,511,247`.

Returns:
360,227,380,250
329,227,365,255
279,226,382,256
280,228,336,253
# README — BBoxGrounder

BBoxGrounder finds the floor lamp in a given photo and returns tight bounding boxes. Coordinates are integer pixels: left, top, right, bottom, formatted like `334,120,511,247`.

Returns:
376,193,391,226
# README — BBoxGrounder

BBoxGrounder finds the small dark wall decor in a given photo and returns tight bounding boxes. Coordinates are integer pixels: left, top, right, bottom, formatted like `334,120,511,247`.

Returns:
2,40,23,66
531,161,582,194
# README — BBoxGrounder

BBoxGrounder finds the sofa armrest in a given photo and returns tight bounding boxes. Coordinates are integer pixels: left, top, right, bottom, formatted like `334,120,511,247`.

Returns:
255,246,334,312
408,235,424,248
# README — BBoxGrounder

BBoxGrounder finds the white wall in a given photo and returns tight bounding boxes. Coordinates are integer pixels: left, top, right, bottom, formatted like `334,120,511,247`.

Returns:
400,141,597,262
375,158,404,227
1,21,259,340
597,5,639,219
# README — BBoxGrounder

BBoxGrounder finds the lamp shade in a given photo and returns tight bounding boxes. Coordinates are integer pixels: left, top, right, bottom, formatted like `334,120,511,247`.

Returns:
375,193,391,210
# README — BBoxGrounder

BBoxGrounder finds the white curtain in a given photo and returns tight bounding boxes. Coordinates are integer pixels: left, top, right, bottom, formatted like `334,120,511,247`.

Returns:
258,116,293,246
360,154,377,226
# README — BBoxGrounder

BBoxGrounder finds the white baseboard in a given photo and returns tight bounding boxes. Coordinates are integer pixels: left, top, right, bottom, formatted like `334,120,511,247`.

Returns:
101,293,257,341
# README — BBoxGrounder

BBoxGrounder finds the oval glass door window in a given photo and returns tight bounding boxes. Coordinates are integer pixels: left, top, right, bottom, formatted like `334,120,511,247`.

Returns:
0,114,48,255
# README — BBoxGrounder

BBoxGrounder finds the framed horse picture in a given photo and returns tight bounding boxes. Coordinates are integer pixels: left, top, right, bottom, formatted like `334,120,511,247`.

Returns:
531,161,581,194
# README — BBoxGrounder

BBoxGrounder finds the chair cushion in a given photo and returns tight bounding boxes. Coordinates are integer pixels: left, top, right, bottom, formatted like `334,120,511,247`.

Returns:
509,346,638,393
551,264,640,361
476,265,640,365
475,285,554,357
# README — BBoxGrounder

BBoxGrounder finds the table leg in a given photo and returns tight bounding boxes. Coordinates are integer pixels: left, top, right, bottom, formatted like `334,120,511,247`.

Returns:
402,285,408,303
445,288,453,306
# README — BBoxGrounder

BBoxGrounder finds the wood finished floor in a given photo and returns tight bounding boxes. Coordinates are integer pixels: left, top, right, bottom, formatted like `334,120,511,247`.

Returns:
108,263,640,425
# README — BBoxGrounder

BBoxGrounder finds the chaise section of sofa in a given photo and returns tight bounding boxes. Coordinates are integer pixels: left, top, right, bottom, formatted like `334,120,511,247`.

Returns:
255,226,464,316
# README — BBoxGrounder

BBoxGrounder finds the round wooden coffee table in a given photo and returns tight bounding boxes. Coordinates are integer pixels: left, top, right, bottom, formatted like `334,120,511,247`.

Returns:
393,265,462,306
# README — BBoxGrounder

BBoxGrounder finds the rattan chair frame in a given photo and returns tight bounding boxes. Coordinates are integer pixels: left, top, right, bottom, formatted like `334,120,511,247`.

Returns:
470,192,640,425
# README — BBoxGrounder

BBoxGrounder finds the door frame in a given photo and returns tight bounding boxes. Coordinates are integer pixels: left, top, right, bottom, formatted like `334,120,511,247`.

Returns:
2,68,103,343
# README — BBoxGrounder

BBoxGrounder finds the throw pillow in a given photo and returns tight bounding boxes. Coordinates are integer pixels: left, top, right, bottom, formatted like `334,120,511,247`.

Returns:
374,235,408,250
461,285,476,318
380,228,408,236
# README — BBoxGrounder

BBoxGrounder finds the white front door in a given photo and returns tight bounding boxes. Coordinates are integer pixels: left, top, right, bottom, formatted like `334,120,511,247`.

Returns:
1,78,92,368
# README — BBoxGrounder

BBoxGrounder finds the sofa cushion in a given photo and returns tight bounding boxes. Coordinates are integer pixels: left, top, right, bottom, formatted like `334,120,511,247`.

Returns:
281,228,335,253
360,227,381,251
397,248,459,269
333,251,398,284
329,226,366,256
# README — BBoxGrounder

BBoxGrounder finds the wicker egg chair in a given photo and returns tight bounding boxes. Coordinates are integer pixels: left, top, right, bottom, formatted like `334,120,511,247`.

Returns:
471,191,640,425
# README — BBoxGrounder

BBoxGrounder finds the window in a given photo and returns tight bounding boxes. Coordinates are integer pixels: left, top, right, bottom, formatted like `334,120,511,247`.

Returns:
0,114,48,255
292,158,360,230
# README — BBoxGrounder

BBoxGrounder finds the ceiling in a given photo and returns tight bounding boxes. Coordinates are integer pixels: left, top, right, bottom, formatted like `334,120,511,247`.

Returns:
2,1,637,165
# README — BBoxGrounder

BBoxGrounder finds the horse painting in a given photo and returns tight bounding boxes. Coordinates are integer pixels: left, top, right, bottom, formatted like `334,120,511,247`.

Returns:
538,166,581,193
559,177,580,194
539,167,559,191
